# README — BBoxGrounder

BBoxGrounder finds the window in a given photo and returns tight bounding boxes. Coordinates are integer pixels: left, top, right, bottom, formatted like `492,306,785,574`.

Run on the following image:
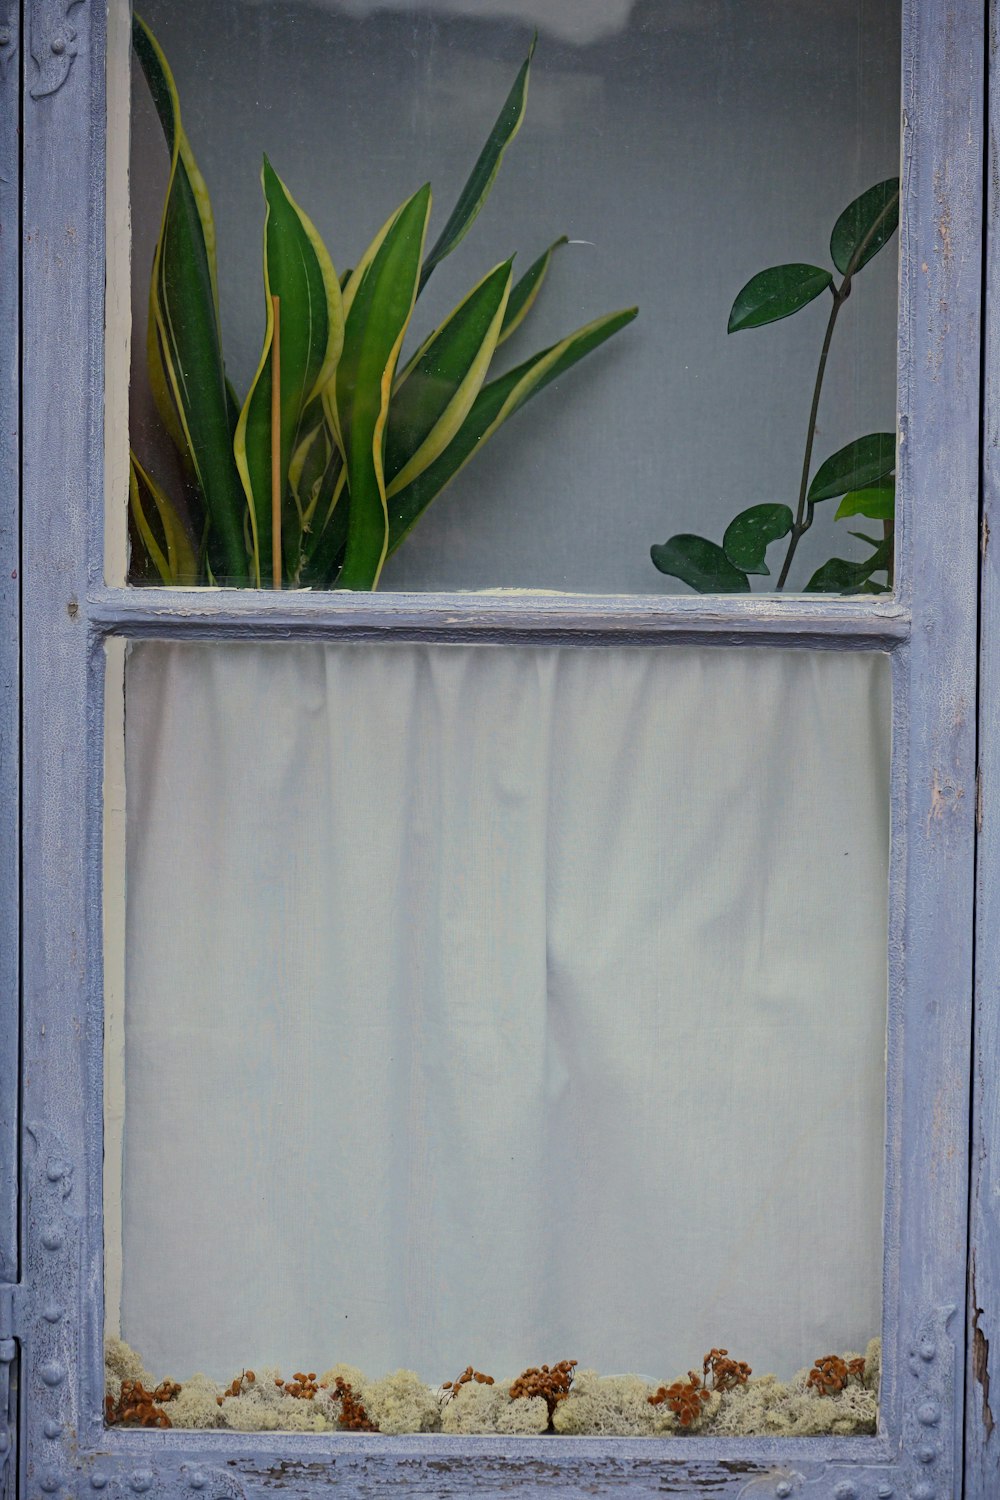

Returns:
4,0,988,1496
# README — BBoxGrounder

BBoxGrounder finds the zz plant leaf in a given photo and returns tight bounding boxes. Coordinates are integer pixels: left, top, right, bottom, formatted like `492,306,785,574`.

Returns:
723,504,794,576
129,19,637,592
650,535,751,594
727,265,833,333
653,175,899,593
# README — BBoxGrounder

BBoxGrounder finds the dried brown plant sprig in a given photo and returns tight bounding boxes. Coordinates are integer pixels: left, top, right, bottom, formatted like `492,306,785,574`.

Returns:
330,1376,379,1432
703,1348,752,1392
442,1366,495,1401
510,1361,577,1421
806,1355,866,1397
106,1378,180,1428
648,1372,711,1427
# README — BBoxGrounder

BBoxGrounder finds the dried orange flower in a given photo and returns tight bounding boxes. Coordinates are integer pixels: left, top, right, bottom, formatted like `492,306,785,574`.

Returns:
510,1361,577,1421
648,1372,712,1427
442,1365,495,1401
703,1348,751,1392
105,1378,179,1428
806,1354,865,1397
330,1375,379,1432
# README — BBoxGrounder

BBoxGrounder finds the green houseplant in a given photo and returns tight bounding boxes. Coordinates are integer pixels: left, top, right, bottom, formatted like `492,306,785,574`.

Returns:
128,18,637,591
650,179,898,594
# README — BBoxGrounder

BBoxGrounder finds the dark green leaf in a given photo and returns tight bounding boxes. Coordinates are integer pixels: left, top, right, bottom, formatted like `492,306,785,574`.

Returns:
499,236,567,344
804,538,891,593
419,36,534,291
387,308,637,552
835,483,895,521
831,178,900,276
133,15,249,582
728,264,833,333
650,535,751,593
385,258,514,490
722,503,793,575
808,432,895,503
335,184,431,589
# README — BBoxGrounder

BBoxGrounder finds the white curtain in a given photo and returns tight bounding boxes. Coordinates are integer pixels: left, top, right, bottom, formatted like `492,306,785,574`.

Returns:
117,641,889,1384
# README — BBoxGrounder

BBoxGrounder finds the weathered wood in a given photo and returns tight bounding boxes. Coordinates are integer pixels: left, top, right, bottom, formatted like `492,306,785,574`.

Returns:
89,586,910,646
966,6,1000,1497
15,1,987,1498
0,2,18,1497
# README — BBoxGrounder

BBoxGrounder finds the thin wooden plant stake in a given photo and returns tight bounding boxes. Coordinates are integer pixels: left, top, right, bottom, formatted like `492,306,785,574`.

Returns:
271,294,282,589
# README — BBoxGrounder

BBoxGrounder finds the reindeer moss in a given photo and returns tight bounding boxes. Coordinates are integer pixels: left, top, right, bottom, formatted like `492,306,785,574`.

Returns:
105,1338,880,1437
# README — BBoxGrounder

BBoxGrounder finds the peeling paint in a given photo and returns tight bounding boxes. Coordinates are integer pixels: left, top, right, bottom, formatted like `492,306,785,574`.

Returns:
972,1262,995,1442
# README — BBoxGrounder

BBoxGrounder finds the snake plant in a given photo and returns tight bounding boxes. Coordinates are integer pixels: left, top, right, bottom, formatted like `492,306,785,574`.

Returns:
129,17,637,589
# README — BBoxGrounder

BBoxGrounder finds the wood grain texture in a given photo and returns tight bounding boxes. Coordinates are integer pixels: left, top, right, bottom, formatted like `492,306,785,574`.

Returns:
0,1,18,1495
966,6,1000,1497
15,1,986,1497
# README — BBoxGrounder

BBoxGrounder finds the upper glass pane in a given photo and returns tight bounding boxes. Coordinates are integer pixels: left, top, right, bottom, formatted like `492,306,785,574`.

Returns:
123,0,900,594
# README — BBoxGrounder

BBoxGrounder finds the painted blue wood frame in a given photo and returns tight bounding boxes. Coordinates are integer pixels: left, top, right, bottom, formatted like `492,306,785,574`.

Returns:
0,0,18,1493
966,5,1000,1497
13,2,984,1499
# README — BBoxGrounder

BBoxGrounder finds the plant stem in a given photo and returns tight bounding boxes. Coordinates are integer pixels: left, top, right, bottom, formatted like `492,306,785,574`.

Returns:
271,294,282,590
774,288,844,590
773,190,898,591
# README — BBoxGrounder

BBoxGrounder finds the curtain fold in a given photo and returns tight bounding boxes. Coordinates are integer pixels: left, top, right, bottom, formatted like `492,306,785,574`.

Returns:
118,641,889,1384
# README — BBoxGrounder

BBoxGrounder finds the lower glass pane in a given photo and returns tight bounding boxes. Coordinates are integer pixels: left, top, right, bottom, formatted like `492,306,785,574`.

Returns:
104,641,890,1435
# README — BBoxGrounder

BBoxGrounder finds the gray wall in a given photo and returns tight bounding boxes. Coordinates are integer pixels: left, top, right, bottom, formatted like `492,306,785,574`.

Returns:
131,0,901,593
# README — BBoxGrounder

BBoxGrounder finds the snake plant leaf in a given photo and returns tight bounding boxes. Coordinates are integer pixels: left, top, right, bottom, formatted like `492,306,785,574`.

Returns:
835,482,895,521
804,537,892,593
498,236,567,345
302,468,350,588
650,535,751,593
128,452,198,585
334,184,432,589
385,259,514,494
808,432,895,503
419,35,535,292
830,178,900,276
728,264,834,333
387,306,637,552
234,156,344,585
133,14,248,583
722,503,793,576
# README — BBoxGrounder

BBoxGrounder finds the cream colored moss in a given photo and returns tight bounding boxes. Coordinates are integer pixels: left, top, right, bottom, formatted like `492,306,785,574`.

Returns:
104,1336,152,1388
704,1355,878,1438
167,1374,223,1430
105,1339,881,1437
552,1371,660,1436
440,1379,548,1435
363,1370,441,1434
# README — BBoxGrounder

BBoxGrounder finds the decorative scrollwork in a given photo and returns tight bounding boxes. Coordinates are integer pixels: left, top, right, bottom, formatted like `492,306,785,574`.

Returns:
29,0,86,99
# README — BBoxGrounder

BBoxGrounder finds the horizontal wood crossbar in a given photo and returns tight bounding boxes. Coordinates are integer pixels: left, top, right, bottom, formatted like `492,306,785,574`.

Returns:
88,588,910,647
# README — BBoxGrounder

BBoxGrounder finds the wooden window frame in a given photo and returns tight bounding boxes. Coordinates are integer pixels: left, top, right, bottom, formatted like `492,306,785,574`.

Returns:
1,0,994,1495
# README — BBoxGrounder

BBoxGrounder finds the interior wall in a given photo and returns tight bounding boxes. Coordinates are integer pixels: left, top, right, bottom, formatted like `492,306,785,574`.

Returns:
127,0,901,594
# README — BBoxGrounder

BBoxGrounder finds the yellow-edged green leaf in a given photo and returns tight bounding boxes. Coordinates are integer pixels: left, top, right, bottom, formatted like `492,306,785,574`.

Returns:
419,36,535,291
388,306,637,552
498,236,567,345
385,258,513,495
334,184,432,590
234,156,344,586
133,15,248,582
129,452,199,585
